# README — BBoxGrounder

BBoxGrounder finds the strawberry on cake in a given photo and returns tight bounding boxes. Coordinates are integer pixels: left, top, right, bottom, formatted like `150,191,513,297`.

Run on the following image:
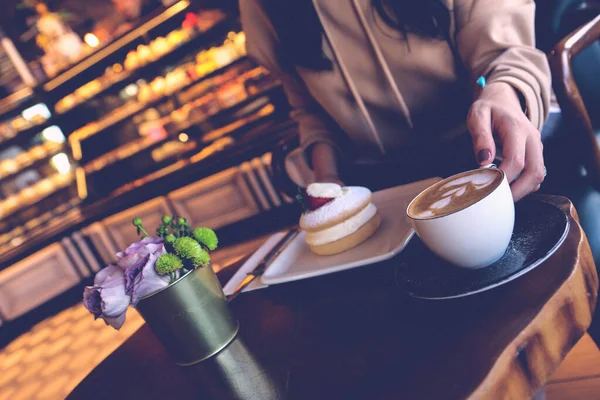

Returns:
299,183,381,256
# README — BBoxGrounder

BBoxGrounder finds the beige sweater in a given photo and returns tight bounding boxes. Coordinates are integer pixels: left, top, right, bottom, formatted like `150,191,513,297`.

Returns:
240,0,551,163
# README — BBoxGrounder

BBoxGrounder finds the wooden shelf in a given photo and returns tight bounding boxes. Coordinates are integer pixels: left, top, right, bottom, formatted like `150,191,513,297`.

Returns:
70,102,146,159
0,172,76,223
0,88,34,117
41,0,193,93
54,71,135,116
82,96,278,175
0,144,67,185
171,56,249,100
54,20,238,117
0,119,52,151
82,135,169,175
168,83,281,134
69,56,249,158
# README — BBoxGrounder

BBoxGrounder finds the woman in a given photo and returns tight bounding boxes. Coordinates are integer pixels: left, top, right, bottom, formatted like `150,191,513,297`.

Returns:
240,0,551,200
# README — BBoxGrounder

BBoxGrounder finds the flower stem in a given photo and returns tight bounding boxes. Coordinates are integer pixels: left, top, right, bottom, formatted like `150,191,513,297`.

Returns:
132,217,150,238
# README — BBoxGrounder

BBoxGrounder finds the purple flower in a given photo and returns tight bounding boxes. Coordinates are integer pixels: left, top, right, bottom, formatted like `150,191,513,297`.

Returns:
83,265,130,330
117,236,164,259
116,237,170,306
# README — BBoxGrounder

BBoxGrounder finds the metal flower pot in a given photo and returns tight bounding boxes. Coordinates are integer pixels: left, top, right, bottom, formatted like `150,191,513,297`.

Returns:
136,265,239,366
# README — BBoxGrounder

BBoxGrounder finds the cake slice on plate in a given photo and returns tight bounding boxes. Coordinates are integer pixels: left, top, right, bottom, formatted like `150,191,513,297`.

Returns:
299,183,381,256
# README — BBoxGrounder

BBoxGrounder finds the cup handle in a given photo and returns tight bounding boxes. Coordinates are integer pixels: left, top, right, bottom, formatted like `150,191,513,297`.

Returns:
481,162,522,182
480,163,498,169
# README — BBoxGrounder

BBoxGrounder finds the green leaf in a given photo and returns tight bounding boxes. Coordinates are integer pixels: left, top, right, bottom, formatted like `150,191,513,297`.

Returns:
296,188,308,212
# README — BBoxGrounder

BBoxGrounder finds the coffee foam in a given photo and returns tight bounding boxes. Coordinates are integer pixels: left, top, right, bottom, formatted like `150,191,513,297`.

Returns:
408,169,503,219
440,172,496,190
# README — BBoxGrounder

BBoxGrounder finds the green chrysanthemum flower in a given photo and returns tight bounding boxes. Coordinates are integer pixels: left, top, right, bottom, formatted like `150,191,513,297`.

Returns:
173,237,210,267
173,237,201,258
155,253,183,275
194,248,211,267
192,227,218,251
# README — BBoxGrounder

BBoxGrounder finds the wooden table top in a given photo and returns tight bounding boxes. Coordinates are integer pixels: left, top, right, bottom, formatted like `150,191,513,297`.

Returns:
67,196,598,400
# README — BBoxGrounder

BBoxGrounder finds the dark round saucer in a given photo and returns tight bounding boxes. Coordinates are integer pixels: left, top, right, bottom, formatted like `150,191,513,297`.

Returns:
395,199,570,300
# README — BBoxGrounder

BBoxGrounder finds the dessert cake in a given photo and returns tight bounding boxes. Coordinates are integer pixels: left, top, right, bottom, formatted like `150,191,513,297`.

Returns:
299,183,381,256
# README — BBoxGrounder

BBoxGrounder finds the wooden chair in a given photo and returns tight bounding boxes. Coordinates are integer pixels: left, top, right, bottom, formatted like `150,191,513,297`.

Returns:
548,14,600,192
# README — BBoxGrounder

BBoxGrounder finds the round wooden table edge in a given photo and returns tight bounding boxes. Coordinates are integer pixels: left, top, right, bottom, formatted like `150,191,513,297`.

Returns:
468,195,599,399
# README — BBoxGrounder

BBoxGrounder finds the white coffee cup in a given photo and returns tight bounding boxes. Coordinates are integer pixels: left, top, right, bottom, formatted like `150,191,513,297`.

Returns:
406,166,515,269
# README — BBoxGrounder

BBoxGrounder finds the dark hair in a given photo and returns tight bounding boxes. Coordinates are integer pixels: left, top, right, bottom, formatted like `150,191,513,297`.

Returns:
260,0,451,71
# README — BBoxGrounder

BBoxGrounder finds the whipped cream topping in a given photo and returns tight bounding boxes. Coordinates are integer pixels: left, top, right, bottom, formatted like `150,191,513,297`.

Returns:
300,187,372,230
305,203,377,246
306,183,343,199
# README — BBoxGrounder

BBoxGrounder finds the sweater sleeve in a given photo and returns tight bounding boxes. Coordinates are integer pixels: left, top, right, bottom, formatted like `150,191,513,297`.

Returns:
454,0,552,130
239,0,346,162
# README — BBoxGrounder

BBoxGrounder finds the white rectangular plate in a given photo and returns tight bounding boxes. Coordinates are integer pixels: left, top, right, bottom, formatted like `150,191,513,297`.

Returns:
260,178,440,285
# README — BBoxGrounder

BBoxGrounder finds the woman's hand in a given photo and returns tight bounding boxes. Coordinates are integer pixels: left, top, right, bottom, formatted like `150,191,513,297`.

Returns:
467,82,545,201
311,142,344,185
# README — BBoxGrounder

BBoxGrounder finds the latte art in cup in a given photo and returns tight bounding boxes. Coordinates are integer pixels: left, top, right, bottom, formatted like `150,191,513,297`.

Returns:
406,166,514,268
408,169,504,219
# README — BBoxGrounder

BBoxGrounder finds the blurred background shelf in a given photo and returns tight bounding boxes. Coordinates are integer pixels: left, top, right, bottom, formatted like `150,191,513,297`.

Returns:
0,0,298,273
0,88,34,117
167,82,281,135
0,118,52,150
38,0,195,95
0,143,66,184
67,55,251,154
53,24,244,118
80,88,284,199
